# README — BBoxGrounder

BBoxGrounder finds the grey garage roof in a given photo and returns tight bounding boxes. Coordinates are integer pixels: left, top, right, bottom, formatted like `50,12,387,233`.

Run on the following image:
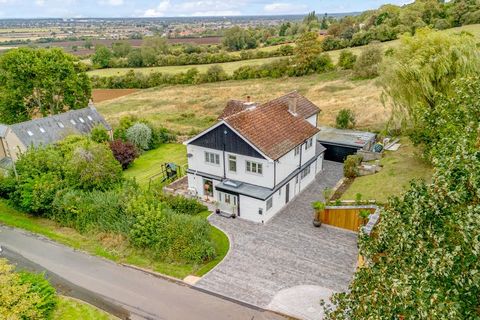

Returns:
8,103,111,148
317,126,376,149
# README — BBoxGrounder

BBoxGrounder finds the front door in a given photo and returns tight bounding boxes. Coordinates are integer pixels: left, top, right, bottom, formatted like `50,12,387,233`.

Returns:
203,179,213,198
285,183,290,204
218,192,239,216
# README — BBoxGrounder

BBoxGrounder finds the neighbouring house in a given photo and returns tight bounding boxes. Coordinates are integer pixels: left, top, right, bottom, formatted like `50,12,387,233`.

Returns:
184,91,325,223
0,102,112,169
317,126,376,163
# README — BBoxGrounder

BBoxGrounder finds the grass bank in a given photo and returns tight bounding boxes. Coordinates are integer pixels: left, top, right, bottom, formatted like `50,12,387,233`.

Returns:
53,296,118,320
0,200,228,279
341,138,432,203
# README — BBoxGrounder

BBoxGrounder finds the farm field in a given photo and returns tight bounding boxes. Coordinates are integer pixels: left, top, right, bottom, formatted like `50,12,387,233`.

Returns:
96,70,389,136
87,56,284,77
92,89,138,103
341,138,432,203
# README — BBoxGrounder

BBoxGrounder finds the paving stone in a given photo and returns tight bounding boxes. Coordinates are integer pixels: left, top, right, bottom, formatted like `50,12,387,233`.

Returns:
195,161,358,309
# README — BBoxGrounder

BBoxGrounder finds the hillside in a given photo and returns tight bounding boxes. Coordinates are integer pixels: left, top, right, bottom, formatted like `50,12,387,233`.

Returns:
96,70,388,136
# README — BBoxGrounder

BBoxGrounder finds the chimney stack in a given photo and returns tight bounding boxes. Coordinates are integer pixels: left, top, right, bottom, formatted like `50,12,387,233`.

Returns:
246,95,251,103
288,92,298,115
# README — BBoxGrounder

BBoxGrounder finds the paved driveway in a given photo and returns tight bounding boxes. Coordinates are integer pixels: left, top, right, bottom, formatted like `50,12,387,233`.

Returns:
195,161,358,319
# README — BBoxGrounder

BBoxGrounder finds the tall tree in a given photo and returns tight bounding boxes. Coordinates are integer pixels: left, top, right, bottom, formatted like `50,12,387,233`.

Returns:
381,28,480,138
294,31,323,73
92,45,113,68
0,48,91,124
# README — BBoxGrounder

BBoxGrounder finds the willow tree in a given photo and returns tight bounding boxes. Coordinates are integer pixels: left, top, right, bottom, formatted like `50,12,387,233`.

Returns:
0,47,91,124
381,28,480,141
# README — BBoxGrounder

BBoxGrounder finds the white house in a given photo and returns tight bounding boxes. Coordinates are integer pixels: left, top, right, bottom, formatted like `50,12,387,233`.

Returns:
184,91,326,223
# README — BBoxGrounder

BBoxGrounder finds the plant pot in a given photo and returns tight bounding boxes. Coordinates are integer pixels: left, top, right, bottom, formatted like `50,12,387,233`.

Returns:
231,214,236,219
215,208,221,214
313,219,322,228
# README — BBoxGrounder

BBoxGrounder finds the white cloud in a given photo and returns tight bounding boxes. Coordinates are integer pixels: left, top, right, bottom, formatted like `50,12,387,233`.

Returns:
264,2,308,14
35,0,45,6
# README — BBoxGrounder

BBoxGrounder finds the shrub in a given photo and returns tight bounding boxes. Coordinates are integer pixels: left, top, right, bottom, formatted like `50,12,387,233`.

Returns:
90,124,110,143
129,205,215,263
18,271,57,319
109,139,139,170
344,154,362,178
0,174,16,198
0,259,44,320
336,108,356,129
353,45,383,78
113,115,137,141
159,194,208,215
64,142,123,191
126,123,152,150
14,172,64,214
338,50,357,69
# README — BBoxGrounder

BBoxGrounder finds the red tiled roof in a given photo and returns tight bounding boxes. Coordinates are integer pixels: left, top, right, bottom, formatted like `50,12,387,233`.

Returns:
224,92,320,160
218,100,249,119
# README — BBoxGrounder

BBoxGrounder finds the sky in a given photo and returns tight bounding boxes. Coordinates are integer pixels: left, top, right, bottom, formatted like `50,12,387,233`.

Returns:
0,0,413,19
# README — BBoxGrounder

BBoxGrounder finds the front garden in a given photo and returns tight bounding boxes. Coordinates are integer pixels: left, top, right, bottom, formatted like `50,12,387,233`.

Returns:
0,133,228,279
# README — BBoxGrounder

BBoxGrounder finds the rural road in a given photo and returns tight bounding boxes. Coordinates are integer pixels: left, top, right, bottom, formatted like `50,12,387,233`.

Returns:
0,225,287,320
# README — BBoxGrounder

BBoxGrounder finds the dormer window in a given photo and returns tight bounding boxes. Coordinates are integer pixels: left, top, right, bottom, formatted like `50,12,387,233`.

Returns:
27,130,33,136
70,119,76,125
87,116,93,121
79,117,85,123
39,127,46,133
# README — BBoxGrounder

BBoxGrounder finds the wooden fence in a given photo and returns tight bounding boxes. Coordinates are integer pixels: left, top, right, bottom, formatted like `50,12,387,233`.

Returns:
320,206,377,232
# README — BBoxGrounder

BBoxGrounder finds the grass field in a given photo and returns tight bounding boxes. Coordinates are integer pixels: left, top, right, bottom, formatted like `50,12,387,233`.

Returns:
124,144,187,187
53,296,117,320
0,199,228,279
96,70,389,136
92,89,139,103
341,138,432,203
87,57,284,77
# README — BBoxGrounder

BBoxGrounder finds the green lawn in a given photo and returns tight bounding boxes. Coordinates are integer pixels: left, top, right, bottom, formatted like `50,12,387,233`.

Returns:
341,138,432,203
53,296,117,320
124,143,187,187
0,200,228,279
87,56,284,77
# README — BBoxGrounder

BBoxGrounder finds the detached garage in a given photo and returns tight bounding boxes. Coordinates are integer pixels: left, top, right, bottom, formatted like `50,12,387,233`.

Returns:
317,126,376,162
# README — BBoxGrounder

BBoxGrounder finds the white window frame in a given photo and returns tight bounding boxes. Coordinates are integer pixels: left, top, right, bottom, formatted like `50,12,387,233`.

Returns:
294,145,301,156
301,164,311,180
246,160,263,175
228,155,237,172
266,197,273,211
205,151,220,165
305,138,313,150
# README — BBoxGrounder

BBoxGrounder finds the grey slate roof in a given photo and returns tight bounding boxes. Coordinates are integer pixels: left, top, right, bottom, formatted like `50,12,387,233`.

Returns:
0,125,8,138
7,104,111,148
317,126,376,149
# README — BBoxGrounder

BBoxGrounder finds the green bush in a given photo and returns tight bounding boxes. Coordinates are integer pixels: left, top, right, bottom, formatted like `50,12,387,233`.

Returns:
14,172,64,214
90,124,110,143
336,108,356,129
0,174,16,198
64,142,123,191
353,46,383,79
52,188,134,234
126,123,152,150
344,154,362,178
129,204,215,263
159,194,208,215
18,272,57,320
338,50,357,70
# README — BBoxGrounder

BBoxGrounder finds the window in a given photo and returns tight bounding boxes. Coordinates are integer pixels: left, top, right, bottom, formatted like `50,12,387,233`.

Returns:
301,164,311,180
266,198,273,211
305,138,313,150
246,161,263,174
258,208,263,215
79,117,85,123
27,130,33,136
87,115,93,121
294,146,301,156
218,192,222,202
70,119,76,125
279,188,282,196
228,155,237,172
58,122,64,128
39,127,46,133
205,152,220,165
224,194,231,204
